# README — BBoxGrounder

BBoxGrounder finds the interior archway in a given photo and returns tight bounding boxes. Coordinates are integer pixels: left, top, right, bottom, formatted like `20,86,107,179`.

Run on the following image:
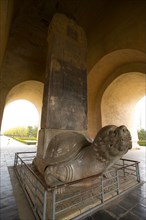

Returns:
4,80,44,129
1,99,39,132
88,49,146,137
101,72,146,147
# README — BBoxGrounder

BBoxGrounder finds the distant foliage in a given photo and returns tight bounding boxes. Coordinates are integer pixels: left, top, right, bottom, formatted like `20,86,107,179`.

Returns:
137,129,146,141
27,126,38,138
138,140,146,146
4,126,38,138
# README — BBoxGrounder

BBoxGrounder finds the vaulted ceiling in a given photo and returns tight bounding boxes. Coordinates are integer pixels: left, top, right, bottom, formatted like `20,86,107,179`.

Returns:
1,0,146,70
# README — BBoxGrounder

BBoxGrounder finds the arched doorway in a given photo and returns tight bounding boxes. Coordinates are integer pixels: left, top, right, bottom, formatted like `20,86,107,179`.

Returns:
1,99,39,133
1,80,44,145
88,49,146,138
2,80,44,130
101,72,145,148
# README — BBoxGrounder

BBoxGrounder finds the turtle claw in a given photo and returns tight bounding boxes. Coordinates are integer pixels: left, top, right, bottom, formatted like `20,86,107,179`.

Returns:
44,168,66,193
55,186,66,194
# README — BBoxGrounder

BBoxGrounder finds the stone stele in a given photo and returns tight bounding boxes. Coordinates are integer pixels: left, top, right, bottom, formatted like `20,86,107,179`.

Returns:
44,125,132,187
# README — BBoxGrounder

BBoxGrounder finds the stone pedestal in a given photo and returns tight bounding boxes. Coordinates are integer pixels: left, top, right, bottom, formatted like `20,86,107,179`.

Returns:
35,13,87,174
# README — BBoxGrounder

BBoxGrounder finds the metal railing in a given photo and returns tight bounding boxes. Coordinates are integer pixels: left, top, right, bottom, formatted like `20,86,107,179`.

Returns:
14,152,141,220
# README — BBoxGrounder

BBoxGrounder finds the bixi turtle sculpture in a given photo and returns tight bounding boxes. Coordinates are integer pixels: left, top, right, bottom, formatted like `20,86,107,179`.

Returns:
44,125,132,187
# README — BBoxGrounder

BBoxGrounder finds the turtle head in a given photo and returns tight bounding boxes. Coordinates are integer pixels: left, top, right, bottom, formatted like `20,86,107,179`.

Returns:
93,125,132,162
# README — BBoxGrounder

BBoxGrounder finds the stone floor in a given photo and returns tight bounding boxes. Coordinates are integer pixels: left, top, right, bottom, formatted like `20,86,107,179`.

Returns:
83,145,146,220
83,182,146,220
0,136,36,220
0,136,146,220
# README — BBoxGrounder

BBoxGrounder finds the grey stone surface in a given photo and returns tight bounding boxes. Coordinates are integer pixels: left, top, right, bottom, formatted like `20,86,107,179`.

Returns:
0,136,36,220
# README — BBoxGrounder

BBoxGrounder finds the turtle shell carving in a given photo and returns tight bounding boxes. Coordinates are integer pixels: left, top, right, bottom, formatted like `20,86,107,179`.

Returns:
43,125,132,188
45,132,91,165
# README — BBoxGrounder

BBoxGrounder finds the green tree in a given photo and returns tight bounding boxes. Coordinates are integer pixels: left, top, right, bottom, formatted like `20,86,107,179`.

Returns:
137,129,146,140
4,126,38,138
4,126,28,137
32,125,38,138
27,126,33,137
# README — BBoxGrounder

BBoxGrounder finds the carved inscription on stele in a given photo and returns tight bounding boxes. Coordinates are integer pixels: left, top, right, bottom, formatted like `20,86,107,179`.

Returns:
47,59,87,130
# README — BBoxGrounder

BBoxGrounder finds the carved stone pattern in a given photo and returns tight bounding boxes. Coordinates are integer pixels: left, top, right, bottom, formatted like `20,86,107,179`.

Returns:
44,125,132,187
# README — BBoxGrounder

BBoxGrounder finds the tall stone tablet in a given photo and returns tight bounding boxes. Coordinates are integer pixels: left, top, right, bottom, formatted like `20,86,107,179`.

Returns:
35,13,87,173
41,14,87,130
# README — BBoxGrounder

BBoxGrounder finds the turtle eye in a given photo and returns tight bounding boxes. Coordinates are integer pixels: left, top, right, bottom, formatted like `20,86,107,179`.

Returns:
109,144,113,148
